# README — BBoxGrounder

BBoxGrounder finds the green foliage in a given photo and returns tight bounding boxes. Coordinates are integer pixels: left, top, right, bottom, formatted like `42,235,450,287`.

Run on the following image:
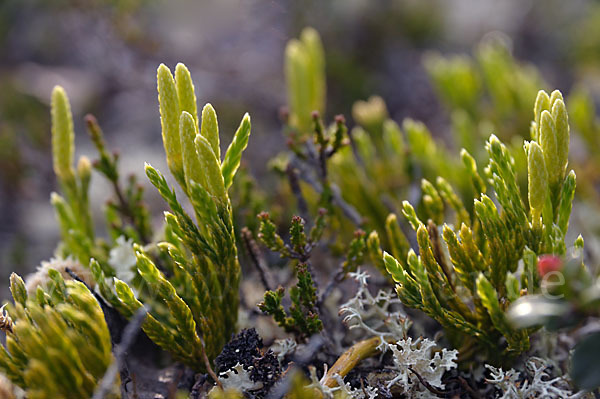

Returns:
157,63,186,188
258,211,327,263
6,23,600,397
259,263,323,339
86,115,152,243
0,272,118,398
313,77,470,253
98,63,251,370
342,230,367,274
222,113,251,190
424,35,544,148
50,86,104,270
50,87,152,278
51,86,75,182
47,64,252,372
285,27,326,135
383,90,576,362
257,212,324,338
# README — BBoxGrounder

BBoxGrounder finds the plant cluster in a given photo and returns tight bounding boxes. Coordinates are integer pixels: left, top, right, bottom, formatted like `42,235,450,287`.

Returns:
257,212,325,339
1,25,600,399
383,89,576,362
0,272,117,398
97,63,251,370
20,62,253,378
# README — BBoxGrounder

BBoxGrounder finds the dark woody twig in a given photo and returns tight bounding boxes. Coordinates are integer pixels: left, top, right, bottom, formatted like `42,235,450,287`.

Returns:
241,227,274,291
286,163,310,225
289,156,362,227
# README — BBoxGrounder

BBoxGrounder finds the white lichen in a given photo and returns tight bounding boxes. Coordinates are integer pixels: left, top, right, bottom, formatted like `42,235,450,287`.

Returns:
216,362,262,392
270,338,297,364
307,365,377,399
485,357,592,399
387,337,458,395
339,269,411,350
338,270,458,397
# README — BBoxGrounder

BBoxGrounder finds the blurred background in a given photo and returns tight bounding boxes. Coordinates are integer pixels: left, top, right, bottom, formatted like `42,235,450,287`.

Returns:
1,0,599,284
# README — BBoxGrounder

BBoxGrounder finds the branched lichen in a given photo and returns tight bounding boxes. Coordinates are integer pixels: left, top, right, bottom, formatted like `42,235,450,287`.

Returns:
485,357,590,399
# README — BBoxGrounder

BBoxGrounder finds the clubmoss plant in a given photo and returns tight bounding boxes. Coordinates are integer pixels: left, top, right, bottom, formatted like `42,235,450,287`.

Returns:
93,63,251,370
47,63,251,372
0,272,118,398
382,89,576,363
285,27,326,136
50,87,153,277
50,86,102,269
3,24,598,398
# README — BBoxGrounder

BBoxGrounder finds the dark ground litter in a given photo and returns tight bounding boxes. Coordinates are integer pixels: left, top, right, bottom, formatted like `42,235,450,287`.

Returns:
215,328,282,397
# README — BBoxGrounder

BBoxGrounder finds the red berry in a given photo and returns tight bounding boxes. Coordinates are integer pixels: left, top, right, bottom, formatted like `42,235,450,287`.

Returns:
537,255,562,277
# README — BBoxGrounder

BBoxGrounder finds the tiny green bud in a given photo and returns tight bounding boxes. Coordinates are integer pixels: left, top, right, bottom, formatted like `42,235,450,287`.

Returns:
179,111,204,192
51,85,75,181
10,273,27,306
383,251,403,283
77,155,92,182
534,90,551,128
551,98,569,179
157,64,184,186
257,211,286,253
175,63,199,126
549,89,564,105
574,235,584,250
366,230,386,274
114,278,139,306
525,141,548,226
402,201,422,231
195,134,227,201
352,95,388,130
539,110,560,187
421,179,443,224
461,149,485,194
221,113,251,190
290,215,307,253
201,103,221,161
